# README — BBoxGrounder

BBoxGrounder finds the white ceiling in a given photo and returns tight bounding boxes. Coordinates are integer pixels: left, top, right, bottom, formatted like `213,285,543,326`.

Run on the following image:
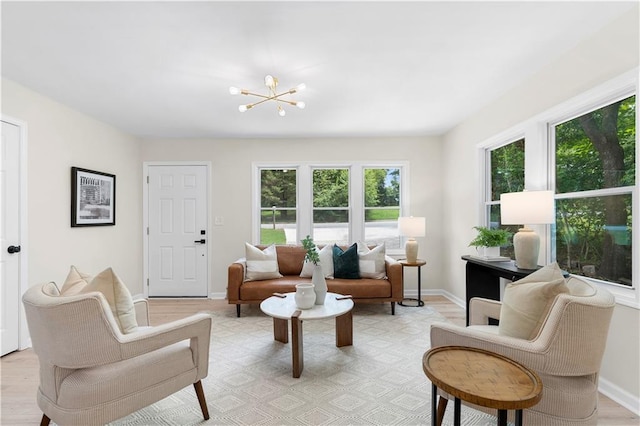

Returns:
1,1,635,139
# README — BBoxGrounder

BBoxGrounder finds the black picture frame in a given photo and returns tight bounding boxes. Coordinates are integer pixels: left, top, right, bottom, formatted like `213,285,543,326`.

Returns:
71,167,116,227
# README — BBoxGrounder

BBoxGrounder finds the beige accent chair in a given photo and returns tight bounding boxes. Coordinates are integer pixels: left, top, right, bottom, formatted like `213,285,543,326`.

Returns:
430,277,615,425
22,282,213,426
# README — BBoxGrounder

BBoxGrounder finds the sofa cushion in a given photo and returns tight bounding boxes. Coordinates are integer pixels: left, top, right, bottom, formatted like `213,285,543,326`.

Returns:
498,262,569,340
300,244,334,279
79,267,138,334
357,242,386,279
245,243,283,281
333,243,360,279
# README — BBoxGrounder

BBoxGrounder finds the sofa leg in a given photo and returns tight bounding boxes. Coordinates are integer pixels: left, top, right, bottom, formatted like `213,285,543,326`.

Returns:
193,380,210,420
236,304,241,317
391,302,396,315
40,414,51,426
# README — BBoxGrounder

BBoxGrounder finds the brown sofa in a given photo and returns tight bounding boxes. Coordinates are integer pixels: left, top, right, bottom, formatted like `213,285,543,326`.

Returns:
227,244,403,317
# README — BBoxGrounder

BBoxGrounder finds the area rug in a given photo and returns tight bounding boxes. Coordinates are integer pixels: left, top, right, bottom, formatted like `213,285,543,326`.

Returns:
112,304,495,425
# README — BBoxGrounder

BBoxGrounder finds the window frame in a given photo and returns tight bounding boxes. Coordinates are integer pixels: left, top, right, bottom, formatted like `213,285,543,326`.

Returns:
253,161,410,255
478,68,638,309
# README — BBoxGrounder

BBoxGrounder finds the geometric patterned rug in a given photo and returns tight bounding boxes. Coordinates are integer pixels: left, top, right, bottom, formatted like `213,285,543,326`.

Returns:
111,303,496,425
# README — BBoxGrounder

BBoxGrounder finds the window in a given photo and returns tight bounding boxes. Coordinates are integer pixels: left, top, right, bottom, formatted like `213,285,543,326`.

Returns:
259,169,297,245
484,139,525,257
552,95,635,286
364,168,401,249
312,168,350,245
255,162,407,249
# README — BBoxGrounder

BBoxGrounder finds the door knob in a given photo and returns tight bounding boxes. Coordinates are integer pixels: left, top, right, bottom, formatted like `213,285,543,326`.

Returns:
194,239,206,244
7,245,21,254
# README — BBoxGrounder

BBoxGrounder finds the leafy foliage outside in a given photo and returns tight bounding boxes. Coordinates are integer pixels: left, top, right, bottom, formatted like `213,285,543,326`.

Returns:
553,96,635,285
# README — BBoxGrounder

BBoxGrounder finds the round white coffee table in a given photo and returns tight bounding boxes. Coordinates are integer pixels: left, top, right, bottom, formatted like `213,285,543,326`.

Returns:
260,292,354,378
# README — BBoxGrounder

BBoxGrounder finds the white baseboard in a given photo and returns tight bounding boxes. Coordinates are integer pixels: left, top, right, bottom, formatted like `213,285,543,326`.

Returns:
599,377,640,416
210,292,226,300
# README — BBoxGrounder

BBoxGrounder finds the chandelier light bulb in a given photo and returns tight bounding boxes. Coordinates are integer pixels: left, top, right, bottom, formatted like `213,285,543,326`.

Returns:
238,105,248,112
296,101,306,109
264,75,275,88
229,86,240,95
295,83,306,92
278,108,286,117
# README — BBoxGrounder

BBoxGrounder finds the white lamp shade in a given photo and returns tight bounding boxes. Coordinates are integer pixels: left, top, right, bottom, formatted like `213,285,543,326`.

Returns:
500,191,555,225
398,216,426,237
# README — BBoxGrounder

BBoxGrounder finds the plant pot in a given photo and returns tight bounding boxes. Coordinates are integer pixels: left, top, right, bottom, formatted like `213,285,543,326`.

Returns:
478,246,500,258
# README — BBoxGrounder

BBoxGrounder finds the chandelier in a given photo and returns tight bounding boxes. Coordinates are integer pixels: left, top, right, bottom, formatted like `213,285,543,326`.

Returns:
229,75,306,117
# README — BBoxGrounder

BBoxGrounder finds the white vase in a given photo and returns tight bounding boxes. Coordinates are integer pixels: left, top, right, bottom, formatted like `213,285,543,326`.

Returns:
312,264,327,305
294,283,316,309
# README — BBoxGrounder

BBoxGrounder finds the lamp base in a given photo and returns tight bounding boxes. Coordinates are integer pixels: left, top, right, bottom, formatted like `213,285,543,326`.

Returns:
405,239,418,264
513,228,540,270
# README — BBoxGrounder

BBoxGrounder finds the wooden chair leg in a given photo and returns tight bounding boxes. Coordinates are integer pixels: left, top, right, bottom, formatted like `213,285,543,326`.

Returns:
40,414,51,426
436,397,448,426
193,380,210,420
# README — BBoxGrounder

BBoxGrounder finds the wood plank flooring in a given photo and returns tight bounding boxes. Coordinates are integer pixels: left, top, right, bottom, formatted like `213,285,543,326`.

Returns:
1,296,638,425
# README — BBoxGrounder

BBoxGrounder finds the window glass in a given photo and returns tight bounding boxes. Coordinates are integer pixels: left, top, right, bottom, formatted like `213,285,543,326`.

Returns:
313,168,349,245
364,168,401,249
260,169,296,244
486,139,525,257
491,139,525,201
553,95,635,286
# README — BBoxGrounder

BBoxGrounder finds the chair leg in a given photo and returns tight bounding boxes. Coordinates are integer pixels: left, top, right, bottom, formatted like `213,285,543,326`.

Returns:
236,304,241,317
391,301,396,315
40,414,51,426
436,397,448,426
193,380,210,420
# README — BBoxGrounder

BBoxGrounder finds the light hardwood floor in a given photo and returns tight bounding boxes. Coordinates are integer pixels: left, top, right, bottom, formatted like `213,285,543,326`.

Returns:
1,296,638,425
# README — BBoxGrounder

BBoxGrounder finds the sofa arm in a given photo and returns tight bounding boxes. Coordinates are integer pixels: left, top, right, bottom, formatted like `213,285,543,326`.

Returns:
133,298,150,326
227,260,245,303
469,297,502,326
385,256,403,300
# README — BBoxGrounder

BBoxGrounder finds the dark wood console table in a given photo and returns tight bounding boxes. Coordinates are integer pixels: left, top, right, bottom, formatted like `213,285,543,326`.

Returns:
461,256,540,326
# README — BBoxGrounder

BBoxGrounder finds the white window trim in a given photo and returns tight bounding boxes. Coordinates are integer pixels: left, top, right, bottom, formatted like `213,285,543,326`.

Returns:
252,161,409,255
477,68,639,309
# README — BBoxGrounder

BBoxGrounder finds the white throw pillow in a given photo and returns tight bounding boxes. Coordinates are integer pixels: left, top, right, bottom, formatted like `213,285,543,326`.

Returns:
300,244,334,279
498,262,568,340
357,241,387,279
78,267,138,334
60,265,93,295
244,243,283,281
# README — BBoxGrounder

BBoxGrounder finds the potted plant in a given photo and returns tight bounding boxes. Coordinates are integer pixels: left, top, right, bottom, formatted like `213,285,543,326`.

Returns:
301,235,326,304
468,226,512,258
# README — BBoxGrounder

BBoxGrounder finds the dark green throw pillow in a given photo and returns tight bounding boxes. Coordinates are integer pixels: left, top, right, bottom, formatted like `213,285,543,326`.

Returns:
333,243,360,279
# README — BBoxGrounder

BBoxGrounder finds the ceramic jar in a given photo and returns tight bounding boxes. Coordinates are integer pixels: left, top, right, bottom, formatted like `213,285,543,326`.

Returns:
294,283,316,309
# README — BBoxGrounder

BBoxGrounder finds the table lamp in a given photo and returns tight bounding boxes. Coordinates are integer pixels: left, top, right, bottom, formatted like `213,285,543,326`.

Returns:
398,216,425,263
500,190,555,270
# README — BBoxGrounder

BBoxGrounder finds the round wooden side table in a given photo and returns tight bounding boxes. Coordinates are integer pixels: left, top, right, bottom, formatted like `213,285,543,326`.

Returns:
422,346,542,426
398,259,426,307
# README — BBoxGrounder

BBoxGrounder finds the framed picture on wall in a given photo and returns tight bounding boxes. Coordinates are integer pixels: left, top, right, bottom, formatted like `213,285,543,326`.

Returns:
71,167,116,227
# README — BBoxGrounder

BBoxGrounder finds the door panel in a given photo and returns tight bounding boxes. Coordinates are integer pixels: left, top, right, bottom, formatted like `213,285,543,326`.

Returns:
1,121,21,356
148,165,208,297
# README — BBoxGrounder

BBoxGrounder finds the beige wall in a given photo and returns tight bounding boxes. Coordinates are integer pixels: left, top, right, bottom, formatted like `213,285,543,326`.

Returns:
441,8,639,410
139,136,443,297
1,78,143,292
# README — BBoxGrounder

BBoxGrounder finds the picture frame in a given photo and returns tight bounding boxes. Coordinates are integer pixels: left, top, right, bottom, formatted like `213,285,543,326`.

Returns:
71,167,116,227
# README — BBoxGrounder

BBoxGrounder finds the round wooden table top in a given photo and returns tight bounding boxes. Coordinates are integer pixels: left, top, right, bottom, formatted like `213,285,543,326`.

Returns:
423,346,543,411
399,259,427,267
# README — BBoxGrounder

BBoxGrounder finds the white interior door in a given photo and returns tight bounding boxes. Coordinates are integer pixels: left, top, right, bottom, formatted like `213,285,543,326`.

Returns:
1,120,21,356
148,165,208,297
